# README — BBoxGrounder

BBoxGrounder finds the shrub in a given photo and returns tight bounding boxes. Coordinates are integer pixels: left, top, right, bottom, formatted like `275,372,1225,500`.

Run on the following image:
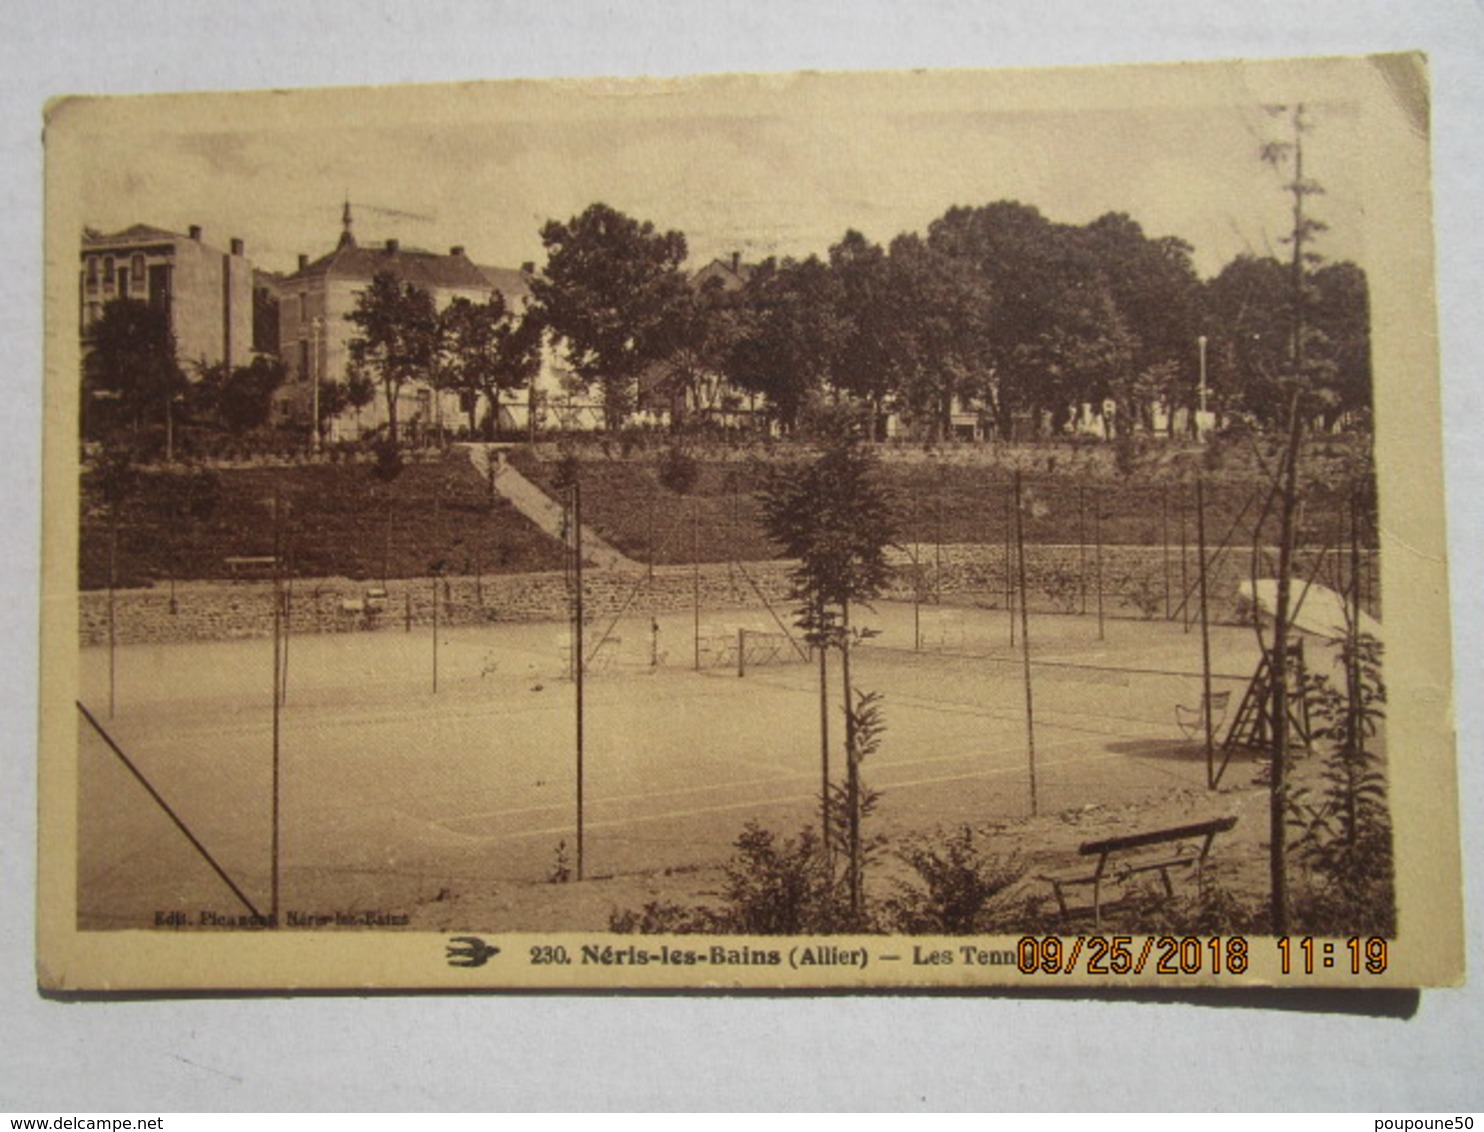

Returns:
884,825,1023,935
1121,870,1267,935
608,900,715,934
711,822,841,934
551,448,581,494
1122,575,1164,620
368,436,404,483
607,771,885,935
656,443,700,495
1287,632,1394,935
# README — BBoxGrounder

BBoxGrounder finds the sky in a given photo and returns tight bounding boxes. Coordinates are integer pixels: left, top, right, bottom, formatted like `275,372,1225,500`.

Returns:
58,57,1402,284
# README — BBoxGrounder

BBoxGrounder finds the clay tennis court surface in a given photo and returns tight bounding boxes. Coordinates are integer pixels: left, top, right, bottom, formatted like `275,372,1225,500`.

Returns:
77,600,1354,931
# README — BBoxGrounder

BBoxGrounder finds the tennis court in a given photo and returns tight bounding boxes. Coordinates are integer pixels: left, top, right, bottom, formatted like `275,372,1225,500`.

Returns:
76,599,1275,929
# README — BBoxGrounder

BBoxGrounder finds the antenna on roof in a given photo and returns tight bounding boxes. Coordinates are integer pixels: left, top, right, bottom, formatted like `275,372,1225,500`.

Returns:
353,200,437,225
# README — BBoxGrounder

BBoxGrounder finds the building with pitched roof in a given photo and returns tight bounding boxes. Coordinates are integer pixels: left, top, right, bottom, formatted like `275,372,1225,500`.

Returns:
277,203,503,441
80,223,256,373
277,203,565,441
690,252,754,294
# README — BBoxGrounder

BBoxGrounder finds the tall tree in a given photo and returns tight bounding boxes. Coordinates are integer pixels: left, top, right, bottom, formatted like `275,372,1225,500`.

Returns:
883,233,993,440
648,274,744,426
441,293,544,439
1078,213,1202,427
530,203,691,431
759,425,896,922
1256,101,1337,936
1202,254,1300,424
926,201,1108,435
345,271,441,447
827,231,899,438
82,298,188,451
1308,261,1373,426
1203,253,1370,428
722,255,846,433
314,373,376,445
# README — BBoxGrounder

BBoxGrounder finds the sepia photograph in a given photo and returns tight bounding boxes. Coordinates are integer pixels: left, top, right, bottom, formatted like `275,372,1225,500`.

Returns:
38,54,1460,990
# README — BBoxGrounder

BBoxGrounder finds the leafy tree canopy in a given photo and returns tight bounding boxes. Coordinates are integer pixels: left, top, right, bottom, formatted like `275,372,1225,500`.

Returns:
196,355,287,434
346,271,441,446
531,203,691,430
721,255,846,432
82,298,187,440
441,293,544,438
759,431,896,645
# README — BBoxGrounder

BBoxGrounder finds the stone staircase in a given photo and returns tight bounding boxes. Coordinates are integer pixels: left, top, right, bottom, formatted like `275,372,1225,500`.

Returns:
461,444,637,572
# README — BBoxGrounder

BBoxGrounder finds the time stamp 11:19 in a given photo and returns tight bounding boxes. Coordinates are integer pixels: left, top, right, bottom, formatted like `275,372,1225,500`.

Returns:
1278,935,1389,975
1012,935,1390,976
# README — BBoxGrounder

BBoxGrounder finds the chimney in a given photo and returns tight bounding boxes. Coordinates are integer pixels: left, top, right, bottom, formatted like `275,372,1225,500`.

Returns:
230,237,244,256
385,238,400,253
298,254,308,272
188,225,202,241
450,245,465,257
731,250,740,273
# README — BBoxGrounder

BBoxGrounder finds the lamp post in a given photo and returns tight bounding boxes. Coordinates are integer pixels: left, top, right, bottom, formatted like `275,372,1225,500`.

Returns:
311,316,323,454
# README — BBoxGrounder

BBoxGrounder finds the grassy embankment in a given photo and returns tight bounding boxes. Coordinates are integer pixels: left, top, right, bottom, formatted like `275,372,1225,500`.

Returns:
510,436,1374,566
79,453,564,590
79,436,1374,590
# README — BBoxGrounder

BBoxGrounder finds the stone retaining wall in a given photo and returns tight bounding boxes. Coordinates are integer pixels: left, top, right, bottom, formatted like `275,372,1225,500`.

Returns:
79,544,1377,647
79,563,799,647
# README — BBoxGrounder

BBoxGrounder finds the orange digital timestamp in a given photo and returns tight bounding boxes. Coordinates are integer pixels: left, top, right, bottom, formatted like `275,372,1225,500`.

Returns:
1016,935,1250,975
1276,935,1389,975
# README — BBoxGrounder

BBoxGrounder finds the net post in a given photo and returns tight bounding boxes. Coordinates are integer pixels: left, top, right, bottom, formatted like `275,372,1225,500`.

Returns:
1197,475,1216,789
934,469,944,599
692,501,701,673
573,480,585,883
1162,484,1172,620
818,641,830,864
1180,485,1190,632
1078,482,1087,616
912,487,921,651
1014,470,1038,817
271,487,282,927
1094,486,1104,642
1005,493,1015,647
737,627,746,678
108,511,117,719
572,477,584,884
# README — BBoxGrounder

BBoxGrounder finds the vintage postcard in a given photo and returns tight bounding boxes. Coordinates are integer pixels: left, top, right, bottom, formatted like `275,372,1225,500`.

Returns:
38,54,1460,990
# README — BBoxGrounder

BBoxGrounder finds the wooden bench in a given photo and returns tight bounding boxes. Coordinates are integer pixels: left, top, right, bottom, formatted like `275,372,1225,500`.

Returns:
1039,816,1238,928
223,555,278,579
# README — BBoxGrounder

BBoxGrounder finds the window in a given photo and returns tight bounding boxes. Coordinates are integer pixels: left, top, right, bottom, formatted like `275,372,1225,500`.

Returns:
102,257,114,293
148,264,170,309
298,293,308,325
130,254,145,293
85,257,98,293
